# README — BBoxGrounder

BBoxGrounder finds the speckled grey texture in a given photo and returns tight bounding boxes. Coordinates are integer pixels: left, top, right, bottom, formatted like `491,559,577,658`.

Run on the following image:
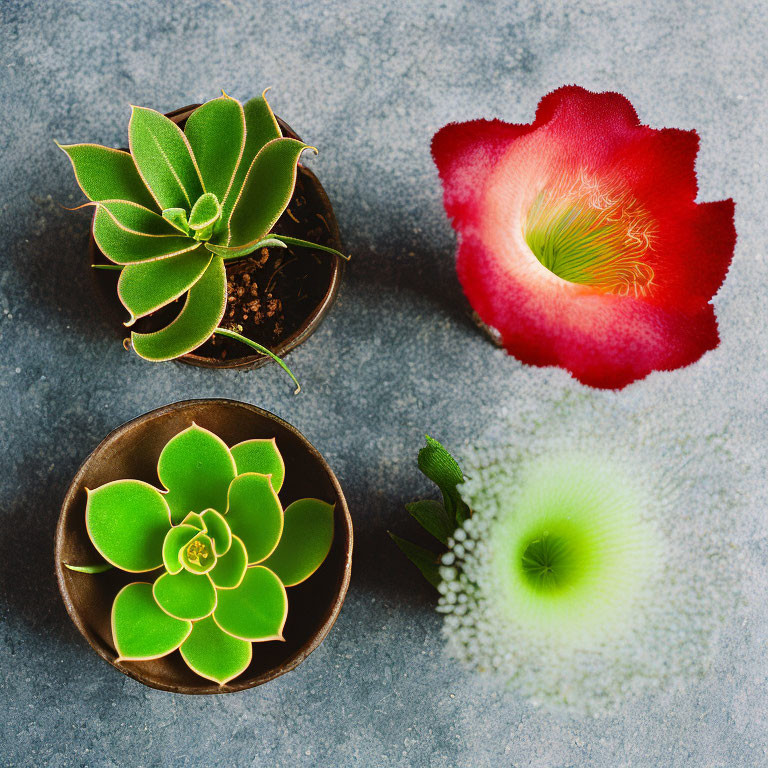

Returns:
1,0,767,765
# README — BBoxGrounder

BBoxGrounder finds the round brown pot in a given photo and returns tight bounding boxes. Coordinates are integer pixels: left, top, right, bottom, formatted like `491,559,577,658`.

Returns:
90,103,344,369
55,399,353,694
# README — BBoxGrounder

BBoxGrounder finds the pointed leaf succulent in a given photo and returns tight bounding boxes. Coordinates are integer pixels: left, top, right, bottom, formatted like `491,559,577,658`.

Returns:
57,90,348,389
66,423,335,686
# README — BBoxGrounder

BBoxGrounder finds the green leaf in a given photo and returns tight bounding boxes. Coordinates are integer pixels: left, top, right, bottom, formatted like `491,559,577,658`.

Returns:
205,236,287,259
162,207,190,234
226,138,311,248
418,436,470,524
193,223,215,242
213,566,287,641
388,533,441,589
112,582,191,661
156,424,236,524
93,203,197,265
261,498,334,587
180,531,217,574
181,511,206,530
128,105,204,210
161,523,200,575
188,192,221,232
201,508,232,556
215,91,281,241
269,235,349,261
56,142,157,210
117,247,212,325
97,199,180,234
406,499,454,545
418,435,464,496
179,615,252,685
130,254,227,361
63,562,113,574
184,94,245,204
224,473,283,565
209,535,248,590
230,438,285,493
211,327,302,395
85,479,171,572
153,569,216,621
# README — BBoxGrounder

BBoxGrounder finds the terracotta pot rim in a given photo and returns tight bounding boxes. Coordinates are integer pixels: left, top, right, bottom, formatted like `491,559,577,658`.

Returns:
55,398,353,694
88,103,344,370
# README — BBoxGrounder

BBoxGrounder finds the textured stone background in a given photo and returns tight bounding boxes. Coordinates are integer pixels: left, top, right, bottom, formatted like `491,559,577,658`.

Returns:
1,0,767,765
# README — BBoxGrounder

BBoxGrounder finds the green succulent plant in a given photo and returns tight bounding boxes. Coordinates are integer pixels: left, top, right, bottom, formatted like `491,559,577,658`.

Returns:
389,436,471,587
65,423,335,685
57,89,347,391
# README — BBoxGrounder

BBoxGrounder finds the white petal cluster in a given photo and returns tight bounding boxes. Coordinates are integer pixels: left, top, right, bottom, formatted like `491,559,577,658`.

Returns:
438,392,746,714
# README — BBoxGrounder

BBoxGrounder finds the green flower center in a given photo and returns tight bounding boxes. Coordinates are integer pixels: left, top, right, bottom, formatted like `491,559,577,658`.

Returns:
520,531,578,591
186,539,212,566
519,529,586,594
524,177,657,297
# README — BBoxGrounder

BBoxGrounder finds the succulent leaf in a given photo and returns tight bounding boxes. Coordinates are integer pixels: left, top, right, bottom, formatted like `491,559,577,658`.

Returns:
230,438,285,493
261,498,334,586
130,254,227,361
210,327,301,394
215,91,281,241
63,562,113,574
213,565,287,641
201,508,232,556
224,473,283,565
85,479,171,572
117,247,212,325
112,582,192,661
162,207,191,234
153,569,217,621
184,95,245,204
93,204,196,265
181,511,207,530
388,533,441,589
418,436,470,524
226,138,311,248
161,523,200,574
128,105,205,211
56,143,157,210
406,499,453,545
180,531,217,574
266,235,349,261
96,199,181,234
179,615,252,685
205,236,287,259
156,424,237,523
209,535,248,590
188,192,221,232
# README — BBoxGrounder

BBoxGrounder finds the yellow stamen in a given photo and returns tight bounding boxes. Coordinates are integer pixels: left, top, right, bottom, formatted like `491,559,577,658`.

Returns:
524,170,657,297
186,540,210,566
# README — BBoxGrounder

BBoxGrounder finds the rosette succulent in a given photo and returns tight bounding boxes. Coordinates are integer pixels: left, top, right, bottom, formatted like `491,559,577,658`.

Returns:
67,423,335,685
57,89,346,389
432,85,736,389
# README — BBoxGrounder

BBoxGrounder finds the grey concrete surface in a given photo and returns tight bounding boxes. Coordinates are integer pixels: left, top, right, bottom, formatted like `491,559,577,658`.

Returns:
1,0,767,765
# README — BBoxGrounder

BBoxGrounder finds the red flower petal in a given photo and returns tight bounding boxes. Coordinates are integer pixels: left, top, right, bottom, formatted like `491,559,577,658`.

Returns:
432,86,736,389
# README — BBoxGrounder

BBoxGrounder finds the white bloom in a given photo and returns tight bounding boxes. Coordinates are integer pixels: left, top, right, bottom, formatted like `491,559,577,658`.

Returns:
439,393,745,714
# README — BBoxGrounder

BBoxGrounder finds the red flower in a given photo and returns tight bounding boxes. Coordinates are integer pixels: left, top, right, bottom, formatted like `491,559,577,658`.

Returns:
432,86,735,389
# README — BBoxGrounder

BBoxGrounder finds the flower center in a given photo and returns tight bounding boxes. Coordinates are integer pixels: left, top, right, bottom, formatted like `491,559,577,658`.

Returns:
524,173,657,297
520,531,583,593
186,539,211,566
